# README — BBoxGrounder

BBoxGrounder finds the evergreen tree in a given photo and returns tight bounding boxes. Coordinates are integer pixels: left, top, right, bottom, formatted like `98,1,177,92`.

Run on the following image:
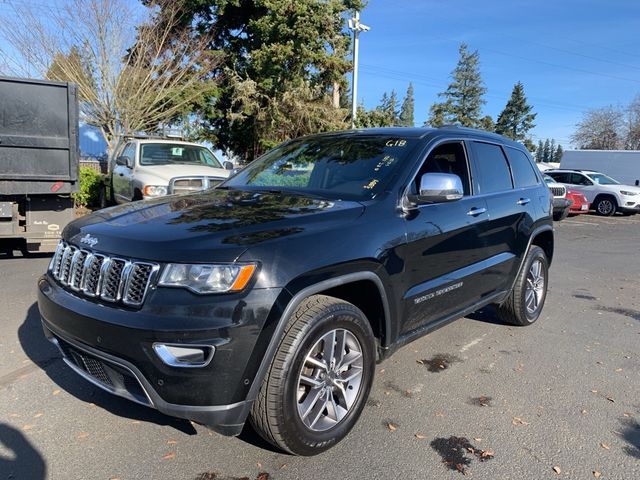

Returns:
542,139,551,163
549,139,556,161
535,140,544,162
479,115,494,132
387,90,399,125
149,0,364,161
399,83,415,127
494,82,536,143
553,144,564,163
426,43,486,127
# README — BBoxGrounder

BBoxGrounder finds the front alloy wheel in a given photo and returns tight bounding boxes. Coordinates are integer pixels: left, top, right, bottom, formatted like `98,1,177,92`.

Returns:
250,295,375,455
595,197,616,216
296,328,364,432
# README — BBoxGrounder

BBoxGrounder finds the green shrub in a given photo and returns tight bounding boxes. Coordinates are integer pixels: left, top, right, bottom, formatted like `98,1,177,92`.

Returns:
72,166,103,208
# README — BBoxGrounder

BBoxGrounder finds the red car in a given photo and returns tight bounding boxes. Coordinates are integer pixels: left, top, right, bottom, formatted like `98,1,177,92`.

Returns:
566,189,590,215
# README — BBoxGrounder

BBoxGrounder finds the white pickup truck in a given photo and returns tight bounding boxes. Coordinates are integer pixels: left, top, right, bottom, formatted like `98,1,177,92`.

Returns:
108,138,233,203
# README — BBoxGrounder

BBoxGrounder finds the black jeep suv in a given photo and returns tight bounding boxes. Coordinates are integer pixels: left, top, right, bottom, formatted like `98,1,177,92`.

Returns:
37,127,553,455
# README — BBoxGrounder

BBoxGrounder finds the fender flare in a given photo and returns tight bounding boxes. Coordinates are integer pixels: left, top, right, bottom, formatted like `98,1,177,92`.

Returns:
245,271,391,405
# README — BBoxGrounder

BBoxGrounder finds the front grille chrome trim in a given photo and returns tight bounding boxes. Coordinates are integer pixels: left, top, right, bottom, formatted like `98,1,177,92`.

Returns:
49,241,158,308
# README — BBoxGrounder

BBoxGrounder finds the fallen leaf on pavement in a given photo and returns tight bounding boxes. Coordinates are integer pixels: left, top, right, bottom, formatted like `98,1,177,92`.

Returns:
279,464,287,469
606,397,615,403
615,368,622,372
553,466,561,474
162,452,176,460
77,432,89,439
256,462,262,469
581,409,588,415
435,411,445,417
386,422,398,432
600,443,610,450
22,424,33,431
474,438,482,442
590,389,598,393
480,449,494,459
256,473,270,480
167,440,177,445
415,433,426,439
623,413,631,417
512,417,530,426
593,471,601,478
52,389,60,395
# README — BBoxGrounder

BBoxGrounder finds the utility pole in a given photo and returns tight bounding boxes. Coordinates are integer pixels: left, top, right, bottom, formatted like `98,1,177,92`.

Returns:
348,11,370,129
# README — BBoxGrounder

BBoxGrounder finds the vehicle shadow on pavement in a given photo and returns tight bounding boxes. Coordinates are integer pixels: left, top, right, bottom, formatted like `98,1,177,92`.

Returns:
19,303,197,435
465,305,507,326
0,423,46,479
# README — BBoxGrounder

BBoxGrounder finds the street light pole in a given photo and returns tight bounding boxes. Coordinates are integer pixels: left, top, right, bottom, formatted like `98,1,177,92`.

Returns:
349,11,370,129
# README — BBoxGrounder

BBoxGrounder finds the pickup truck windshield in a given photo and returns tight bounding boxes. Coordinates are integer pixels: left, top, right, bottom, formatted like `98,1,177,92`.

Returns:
140,143,222,168
223,136,419,200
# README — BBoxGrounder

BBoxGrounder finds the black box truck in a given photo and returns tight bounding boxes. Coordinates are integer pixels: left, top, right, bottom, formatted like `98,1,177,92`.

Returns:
0,77,79,254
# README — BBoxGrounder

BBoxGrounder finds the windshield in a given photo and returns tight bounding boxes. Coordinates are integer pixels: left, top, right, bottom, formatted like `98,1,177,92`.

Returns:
140,143,222,168
223,136,420,200
586,172,620,185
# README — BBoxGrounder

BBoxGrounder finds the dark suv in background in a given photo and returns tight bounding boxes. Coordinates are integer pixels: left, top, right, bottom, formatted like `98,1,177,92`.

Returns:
37,126,553,455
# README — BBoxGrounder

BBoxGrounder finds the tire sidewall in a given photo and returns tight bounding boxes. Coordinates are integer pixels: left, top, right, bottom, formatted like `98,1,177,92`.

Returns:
278,308,375,456
519,247,548,324
595,197,616,216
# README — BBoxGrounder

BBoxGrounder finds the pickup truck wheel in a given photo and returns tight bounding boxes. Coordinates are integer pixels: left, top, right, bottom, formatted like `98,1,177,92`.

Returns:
250,294,375,456
594,196,617,216
497,246,548,326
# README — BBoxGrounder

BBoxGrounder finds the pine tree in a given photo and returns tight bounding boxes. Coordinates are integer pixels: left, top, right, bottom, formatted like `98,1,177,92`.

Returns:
553,144,564,163
535,140,544,162
388,90,399,125
549,139,556,161
542,139,551,163
399,83,415,127
494,82,536,143
479,115,494,132
427,43,487,127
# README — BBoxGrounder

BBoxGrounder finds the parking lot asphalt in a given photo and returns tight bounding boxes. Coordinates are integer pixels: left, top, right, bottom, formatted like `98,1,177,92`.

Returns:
1,213,639,480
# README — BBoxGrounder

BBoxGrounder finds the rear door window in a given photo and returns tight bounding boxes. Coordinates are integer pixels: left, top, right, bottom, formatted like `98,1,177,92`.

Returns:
505,148,539,188
471,142,513,194
547,172,570,183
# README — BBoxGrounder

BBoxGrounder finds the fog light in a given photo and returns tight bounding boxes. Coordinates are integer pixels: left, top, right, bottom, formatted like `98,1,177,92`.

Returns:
153,343,214,368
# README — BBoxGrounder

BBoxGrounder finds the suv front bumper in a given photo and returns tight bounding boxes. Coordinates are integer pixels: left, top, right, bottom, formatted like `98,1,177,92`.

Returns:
37,274,283,435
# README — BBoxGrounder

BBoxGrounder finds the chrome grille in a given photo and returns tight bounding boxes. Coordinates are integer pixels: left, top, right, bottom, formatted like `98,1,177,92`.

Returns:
550,186,566,198
169,176,224,195
49,241,158,307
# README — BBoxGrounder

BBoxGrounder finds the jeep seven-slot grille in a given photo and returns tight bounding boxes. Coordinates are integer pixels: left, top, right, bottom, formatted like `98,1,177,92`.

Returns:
550,185,566,198
49,241,158,307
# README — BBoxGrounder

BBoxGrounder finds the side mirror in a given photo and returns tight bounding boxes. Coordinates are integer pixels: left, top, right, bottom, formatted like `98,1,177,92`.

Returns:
116,156,132,168
414,173,464,204
223,161,234,171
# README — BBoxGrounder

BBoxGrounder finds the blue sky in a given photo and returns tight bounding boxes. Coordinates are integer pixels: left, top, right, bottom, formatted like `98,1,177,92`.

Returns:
355,0,640,147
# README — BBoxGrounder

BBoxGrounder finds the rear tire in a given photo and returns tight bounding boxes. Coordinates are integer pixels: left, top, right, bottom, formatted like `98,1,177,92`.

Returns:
250,295,375,456
497,246,548,326
594,196,617,216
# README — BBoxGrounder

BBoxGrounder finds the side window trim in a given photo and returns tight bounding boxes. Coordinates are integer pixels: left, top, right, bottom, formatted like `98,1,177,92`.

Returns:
467,140,514,196
402,138,475,209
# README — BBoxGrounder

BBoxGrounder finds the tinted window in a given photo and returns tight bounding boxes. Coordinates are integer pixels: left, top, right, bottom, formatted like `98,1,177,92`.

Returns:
412,142,471,196
506,148,539,188
547,172,570,183
570,173,592,185
224,136,420,200
472,142,513,194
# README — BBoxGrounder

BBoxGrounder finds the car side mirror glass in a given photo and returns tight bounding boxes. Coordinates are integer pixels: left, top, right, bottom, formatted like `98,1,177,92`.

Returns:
116,156,132,168
223,161,234,171
412,173,464,204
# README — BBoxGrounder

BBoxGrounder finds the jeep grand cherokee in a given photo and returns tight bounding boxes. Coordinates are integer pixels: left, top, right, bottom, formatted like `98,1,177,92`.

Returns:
37,127,554,455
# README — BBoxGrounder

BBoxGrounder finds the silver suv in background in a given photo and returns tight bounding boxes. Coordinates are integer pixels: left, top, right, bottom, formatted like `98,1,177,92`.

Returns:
543,174,570,221
108,137,233,204
545,169,640,216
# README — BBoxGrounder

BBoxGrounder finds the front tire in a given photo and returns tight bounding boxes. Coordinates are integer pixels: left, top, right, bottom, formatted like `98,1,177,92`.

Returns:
250,295,375,456
594,196,617,216
497,246,548,326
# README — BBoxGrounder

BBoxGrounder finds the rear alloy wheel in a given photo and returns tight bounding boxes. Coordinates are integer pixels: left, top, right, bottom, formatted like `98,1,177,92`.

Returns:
497,246,548,326
594,197,616,216
250,295,375,456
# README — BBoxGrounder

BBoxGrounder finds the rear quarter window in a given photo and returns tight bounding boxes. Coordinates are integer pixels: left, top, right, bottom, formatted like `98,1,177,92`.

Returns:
506,148,539,188
471,141,513,194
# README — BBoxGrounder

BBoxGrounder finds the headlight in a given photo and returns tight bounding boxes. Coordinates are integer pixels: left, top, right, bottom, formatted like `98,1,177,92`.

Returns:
158,263,257,293
143,185,168,196
620,190,637,196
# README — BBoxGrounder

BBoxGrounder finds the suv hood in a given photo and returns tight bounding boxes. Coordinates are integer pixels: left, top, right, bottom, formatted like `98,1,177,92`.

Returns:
135,164,230,184
64,189,365,263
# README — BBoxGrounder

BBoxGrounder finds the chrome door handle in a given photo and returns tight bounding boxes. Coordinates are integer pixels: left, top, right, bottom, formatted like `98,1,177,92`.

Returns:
467,207,487,216
517,198,531,205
